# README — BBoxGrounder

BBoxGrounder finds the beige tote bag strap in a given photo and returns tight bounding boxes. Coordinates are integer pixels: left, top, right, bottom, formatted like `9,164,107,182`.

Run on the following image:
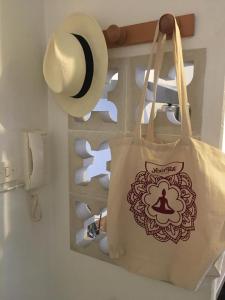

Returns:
135,16,192,141
146,34,166,141
134,22,163,138
172,18,192,139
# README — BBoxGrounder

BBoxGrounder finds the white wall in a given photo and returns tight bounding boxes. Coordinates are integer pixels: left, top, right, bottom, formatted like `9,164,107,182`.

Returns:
0,1,53,300
44,1,225,300
2,1,224,300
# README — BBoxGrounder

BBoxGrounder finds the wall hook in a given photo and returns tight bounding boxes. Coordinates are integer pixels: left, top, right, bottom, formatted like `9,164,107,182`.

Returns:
103,13,195,48
159,13,176,36
104,24,127,46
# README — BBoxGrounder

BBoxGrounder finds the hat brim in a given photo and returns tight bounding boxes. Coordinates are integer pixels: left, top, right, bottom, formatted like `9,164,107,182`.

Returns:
44,13,108,118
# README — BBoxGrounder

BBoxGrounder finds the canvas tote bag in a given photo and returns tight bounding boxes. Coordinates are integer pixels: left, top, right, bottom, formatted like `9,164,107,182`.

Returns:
107,16,225,290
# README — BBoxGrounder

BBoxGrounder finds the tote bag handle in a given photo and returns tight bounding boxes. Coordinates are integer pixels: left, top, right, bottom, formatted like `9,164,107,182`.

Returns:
135,16,192,142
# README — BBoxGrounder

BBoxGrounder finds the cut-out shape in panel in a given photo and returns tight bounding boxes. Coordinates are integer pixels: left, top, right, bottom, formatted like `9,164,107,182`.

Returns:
75,201,92,220
70,50,206,264
136,63,194,124
99,236,109,254
73,70,118,123
75,207,107,253
74,139,111,189
136,62,194,96
140,102,161,124
146,62,194,89
74,139,93,158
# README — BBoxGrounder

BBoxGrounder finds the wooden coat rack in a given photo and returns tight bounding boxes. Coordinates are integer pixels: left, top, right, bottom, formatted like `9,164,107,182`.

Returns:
103,13,195,48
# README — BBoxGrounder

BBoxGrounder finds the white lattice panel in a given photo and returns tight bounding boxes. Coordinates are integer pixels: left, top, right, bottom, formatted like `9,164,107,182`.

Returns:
69,49,206,262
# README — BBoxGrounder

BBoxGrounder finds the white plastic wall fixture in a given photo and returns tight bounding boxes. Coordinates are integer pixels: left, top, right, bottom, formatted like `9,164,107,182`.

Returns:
23,131,47,190
160,104,181,125
142,103,182,125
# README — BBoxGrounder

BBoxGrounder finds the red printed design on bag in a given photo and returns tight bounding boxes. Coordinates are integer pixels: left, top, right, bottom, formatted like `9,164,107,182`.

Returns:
127,162,197,244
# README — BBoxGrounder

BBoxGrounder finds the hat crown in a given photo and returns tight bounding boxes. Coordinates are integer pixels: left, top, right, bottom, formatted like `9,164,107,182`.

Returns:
43,13,108,117
44,31,86,96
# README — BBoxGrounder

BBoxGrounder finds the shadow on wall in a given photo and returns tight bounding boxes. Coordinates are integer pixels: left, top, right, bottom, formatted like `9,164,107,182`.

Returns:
0,0,48,176
0,1,51,300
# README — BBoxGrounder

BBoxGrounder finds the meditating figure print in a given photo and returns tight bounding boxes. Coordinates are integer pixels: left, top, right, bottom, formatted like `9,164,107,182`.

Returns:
152,189,175,215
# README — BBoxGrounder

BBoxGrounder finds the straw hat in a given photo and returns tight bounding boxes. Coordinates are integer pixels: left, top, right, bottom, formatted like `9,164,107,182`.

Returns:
43,13,108,117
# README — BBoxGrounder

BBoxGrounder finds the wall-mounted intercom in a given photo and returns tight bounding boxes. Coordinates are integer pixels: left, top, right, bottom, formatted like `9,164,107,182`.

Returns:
23,130,47,190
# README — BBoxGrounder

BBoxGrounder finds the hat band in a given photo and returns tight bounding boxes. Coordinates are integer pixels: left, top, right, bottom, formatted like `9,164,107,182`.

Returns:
71,34,94,99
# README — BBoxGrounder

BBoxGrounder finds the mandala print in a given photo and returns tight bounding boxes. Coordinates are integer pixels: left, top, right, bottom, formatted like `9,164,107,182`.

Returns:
127,161,197,244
